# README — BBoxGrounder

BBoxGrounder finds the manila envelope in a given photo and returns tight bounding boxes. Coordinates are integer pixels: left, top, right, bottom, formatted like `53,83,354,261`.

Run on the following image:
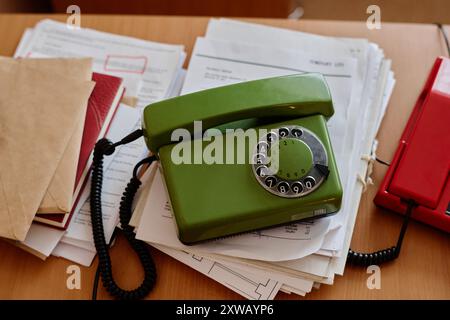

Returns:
0,57,93,215
0,60,95,240
19,58,93,214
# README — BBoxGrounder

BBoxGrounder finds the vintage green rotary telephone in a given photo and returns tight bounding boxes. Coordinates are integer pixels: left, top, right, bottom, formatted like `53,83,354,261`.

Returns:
90,73,343,299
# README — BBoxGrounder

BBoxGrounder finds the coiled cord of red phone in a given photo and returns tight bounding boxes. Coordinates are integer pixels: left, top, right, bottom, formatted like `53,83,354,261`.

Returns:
347,199,417,266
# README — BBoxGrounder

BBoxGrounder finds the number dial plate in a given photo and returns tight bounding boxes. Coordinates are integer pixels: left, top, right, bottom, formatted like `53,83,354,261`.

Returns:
252,125,328,198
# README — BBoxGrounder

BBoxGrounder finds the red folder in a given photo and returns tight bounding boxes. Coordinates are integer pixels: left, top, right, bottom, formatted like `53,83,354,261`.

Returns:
34,72,124,228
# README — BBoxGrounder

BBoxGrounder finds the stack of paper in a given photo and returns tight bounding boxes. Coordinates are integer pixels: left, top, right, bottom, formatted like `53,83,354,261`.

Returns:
132,19,395,299
0,57,94,242
7,18,394,299
12,19,186,266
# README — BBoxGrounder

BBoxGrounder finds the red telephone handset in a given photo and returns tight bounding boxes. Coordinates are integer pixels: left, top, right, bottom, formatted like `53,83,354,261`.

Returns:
375,56,450,233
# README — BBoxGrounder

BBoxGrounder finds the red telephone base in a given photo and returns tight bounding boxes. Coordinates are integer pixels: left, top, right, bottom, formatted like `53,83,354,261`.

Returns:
374,57,450,233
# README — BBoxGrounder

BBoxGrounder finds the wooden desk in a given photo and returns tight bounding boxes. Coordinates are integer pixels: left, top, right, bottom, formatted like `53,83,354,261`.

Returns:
0,14,449,300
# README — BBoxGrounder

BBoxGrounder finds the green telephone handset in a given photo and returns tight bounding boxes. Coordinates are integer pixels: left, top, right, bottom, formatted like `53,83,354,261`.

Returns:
90,73,343,299
142,73,343,244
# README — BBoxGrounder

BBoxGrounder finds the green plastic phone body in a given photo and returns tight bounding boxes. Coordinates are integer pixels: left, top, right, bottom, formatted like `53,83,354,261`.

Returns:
143,74,342,244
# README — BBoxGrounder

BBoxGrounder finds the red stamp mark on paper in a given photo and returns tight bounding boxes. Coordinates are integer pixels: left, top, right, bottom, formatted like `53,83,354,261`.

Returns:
104,55,148,74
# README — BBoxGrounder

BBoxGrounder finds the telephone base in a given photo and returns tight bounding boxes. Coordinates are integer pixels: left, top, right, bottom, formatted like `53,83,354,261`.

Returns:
374,57,450,234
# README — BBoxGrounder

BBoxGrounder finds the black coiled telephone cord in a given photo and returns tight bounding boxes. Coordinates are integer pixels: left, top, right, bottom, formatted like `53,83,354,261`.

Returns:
347,199,417,266
90,130,417,296
90,129,157,300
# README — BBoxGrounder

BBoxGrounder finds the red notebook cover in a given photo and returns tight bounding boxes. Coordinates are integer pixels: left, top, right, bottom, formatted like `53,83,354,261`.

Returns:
34,72,124,228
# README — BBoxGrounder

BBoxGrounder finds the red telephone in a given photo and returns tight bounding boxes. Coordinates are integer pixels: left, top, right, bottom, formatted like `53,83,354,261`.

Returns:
374,56,450,233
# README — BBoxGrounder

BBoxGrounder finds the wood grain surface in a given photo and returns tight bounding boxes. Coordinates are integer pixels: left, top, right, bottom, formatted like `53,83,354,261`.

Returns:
0,14,448,300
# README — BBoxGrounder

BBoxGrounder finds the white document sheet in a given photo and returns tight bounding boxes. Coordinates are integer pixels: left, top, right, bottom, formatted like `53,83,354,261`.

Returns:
206,18,369,93
19,224,65,258
62,104,147,246
204,19,394,256
206,19,369,172
133,20,394,296
154,244,281,300
319,54,393,256
14,28,33,57
201,250,332,280
14,19,185,106
137,37,360,261
182,37,357,162
333,60,395,275
207,254,314,294
13,20,186,266
52,241,96,267
189,35,369,248
205,18,371,236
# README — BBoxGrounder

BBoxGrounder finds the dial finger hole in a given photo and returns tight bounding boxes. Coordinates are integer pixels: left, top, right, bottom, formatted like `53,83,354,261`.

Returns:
277,181,290,194
291,128,303,138
256,141,269,155
256,165,269,178
279,127,289,138
264,176,277,188
291,182,304,194
253,153,268,165
304,176,316,190
266,132,278,144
